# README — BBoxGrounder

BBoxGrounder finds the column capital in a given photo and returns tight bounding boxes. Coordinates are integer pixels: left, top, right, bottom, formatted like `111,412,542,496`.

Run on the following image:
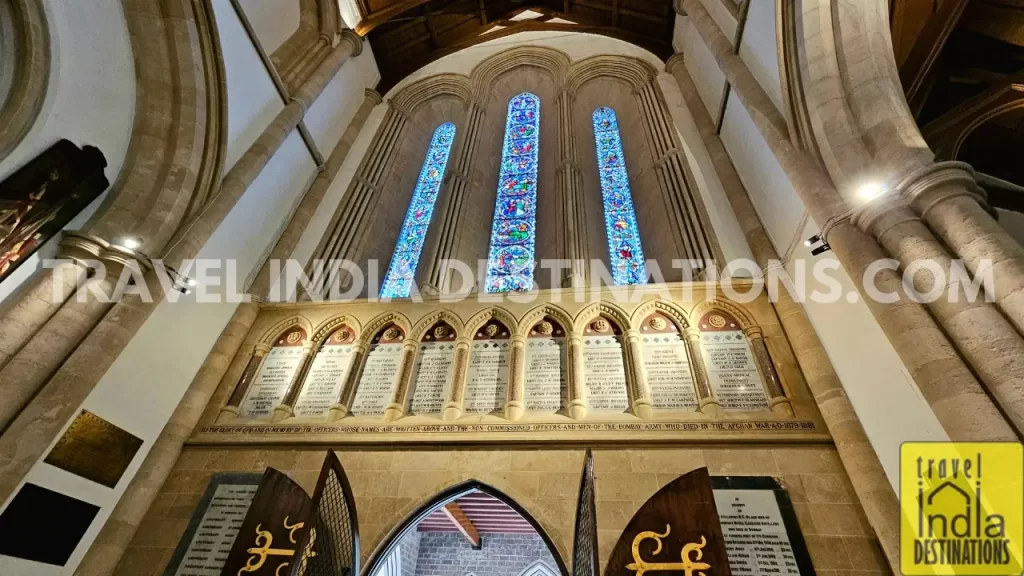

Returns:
58,231,109,262
665,53,686,75
339,29,363,57
896,161,988,217
850,193,921,240
364,88,383,106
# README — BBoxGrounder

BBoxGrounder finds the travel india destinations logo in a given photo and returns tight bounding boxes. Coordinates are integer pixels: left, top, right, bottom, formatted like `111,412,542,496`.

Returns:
900,442,1023,575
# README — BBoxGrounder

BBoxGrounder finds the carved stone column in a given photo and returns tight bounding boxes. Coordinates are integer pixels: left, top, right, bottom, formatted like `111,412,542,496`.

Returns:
634,78,719,266
567,334,587,419
505,335,527,420
743,327,794,417
272,341,317,422
327,341,369,421
313,102,409,293
422,101,485,294
683,327,721,417
383,337,418,422
216,342,271,423
443,337,471,421
556,89,589,287
624,329,654,418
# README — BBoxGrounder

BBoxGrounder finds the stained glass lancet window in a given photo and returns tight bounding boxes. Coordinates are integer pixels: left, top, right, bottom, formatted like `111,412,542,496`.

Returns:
485,92,540,293
380,122,457,298
593,107,647,285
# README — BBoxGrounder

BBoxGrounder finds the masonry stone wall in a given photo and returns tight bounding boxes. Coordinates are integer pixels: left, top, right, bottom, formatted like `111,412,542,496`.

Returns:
400,530,421,576
413,532,556,576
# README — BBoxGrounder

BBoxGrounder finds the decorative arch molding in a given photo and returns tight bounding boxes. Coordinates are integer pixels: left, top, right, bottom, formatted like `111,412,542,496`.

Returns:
516,560,559,576
361,311,414,342
468,45,572,102
259,315,315,344
630,299,690,331
573,302,632,333
311,313,362,344
519,304,575,336
410,309,465,341
362,480,569,576
0,0,49,162
389,73,472,115
270,0,343,93
465,306,520,337
564,55,658,93
688,297,757,329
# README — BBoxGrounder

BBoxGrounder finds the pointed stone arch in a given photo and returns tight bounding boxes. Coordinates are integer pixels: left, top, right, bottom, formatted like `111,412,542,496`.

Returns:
564,55,659,93
390,73,472,115
360,311,414,345
311,313,362,345
258,315,314,344
469,45,572,102
516,560,559,576
519,304,574,339
630,299,690,332
465,306,519,338
573,302,632,334
411,309,465,341
688,297,758,329
363,480,569,576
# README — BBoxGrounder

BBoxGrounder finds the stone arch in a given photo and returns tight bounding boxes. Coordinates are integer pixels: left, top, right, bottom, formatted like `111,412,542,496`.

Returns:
258,315,314,344
564,55,658,93
362,480,569,576
465,306,520,338
389,73,472,115
310,313,362,345
630,299,690,332
516,560,559,576
573,302,632,334
411,309,465,341
0,0,48,162
519,304,575,338
360,311,414,344
469,45,572,102
688,297,757,329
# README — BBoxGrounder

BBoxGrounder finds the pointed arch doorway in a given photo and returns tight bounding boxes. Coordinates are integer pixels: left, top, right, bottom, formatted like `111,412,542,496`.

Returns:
364,481,568,576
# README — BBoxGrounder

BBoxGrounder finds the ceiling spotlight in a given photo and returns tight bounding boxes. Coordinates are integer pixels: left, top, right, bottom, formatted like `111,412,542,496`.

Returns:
186,278,197,287
811,244,832,256
857,182,884,202
119,237,140,250
804,234,821,247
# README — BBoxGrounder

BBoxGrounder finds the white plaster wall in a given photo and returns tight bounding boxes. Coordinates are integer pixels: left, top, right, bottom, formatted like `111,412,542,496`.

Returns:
0,0,134,305
212,0,284,172
337,0,362,29
737,0,785,114
657,74,754,265
0,129,318,574
238,0,301,56
306,43,381,156
679,18,727,122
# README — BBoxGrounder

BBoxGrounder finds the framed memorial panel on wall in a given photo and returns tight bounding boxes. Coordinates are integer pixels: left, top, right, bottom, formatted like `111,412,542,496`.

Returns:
464,319,511,414
293,326,357,417
638,312,699,411
350,324,404,416
407,321,457,415
524,317,568,413
581,316,630,413
238,327,307,418
697,311,770,411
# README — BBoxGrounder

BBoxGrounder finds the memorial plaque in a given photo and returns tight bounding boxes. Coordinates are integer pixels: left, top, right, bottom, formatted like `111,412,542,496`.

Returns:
525,337,567,412
293,327,356,417
409,342,456,414
164,474,261,576
44,409,143,488
239,328,306,418
698,312,770,411
464,340,510,414
582,318,630,413
351,332,404,417
711,476,815,576
639,314,698,411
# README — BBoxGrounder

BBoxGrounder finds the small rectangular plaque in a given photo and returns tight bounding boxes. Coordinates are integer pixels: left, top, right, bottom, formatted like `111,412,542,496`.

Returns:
44,410,144,488
0,483,100,566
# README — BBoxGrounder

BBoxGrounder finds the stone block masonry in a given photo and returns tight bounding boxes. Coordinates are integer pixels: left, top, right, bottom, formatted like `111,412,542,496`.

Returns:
412,532,557,576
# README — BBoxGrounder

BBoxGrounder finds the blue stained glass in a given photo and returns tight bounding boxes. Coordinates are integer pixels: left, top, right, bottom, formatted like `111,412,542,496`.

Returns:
593,107,648,285
380,122,457,298
486,93,540,293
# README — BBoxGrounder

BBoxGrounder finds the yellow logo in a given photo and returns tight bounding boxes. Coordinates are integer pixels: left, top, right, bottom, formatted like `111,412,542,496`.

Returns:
900,442,1023,575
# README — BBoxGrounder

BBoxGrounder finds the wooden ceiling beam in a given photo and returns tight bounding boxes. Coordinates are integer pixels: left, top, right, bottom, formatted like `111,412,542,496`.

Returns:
900,0,971,116
571,0,666,24
479,0,487,24
424,3,442,48
443,502,481,547
611,0,620,27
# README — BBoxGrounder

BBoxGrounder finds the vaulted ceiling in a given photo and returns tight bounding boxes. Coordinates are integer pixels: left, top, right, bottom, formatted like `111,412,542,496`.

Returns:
356,0,678,93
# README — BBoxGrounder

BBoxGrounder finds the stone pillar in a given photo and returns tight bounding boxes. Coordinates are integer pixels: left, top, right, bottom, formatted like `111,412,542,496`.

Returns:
251,89,382,300
327,341,368,421
854,198,1024,434
272,341,316,422
443,338,471,421
669,54,901,569
743,326,794,417
313,103,408,293
679,0,1017,443
505,335,527,420
566,335,587,419
899,161,1024,336
624,329,654,418
634,78,718,266
422,101,485,294
216,342,270,423
75,303,259,576
556,89,589,288
683,327,721,417
383,337,418,422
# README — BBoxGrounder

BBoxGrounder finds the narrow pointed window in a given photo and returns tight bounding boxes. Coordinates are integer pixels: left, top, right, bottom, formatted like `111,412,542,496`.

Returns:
593,107,647,285
485,92,540,293
380,122,456,298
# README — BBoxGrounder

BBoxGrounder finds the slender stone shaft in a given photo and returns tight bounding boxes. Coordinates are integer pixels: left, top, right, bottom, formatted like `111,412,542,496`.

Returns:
506,335,527,420
566,335,587,419
624,329,653,418
556,90,589,287
443,339,471,421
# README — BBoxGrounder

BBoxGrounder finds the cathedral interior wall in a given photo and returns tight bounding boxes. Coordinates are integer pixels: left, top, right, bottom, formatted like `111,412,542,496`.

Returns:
235,0,301,57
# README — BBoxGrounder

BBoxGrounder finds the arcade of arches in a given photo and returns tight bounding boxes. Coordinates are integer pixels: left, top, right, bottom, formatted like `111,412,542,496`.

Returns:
1,0,1023,575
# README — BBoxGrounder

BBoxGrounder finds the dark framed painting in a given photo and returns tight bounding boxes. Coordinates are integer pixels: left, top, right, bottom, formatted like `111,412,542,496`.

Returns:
0,139,108,282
